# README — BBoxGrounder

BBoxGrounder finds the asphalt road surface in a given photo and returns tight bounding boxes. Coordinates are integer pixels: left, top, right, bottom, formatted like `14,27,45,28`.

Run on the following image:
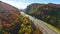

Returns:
21,12,58,34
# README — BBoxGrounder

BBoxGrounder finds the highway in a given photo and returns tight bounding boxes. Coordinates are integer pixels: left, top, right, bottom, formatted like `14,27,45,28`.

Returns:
21,12,58,34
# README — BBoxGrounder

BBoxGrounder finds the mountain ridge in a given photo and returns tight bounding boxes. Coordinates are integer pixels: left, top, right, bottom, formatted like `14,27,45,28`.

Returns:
25,3,60,29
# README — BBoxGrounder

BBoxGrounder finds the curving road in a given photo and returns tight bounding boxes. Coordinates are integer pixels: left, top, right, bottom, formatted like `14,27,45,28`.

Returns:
33,18,58,34
21,12,58,34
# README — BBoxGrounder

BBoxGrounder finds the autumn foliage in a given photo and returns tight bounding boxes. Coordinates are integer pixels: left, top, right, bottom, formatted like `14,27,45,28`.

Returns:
25,3,60,29
0,1,42,34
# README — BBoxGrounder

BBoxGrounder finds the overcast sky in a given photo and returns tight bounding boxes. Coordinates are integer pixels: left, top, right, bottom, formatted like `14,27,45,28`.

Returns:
0,0,60,9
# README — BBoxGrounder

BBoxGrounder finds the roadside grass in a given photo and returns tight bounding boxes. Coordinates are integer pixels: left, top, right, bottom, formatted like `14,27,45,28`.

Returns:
39,20,60,34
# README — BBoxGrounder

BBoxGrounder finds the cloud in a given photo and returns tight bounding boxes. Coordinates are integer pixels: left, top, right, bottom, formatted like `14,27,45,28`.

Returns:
0,0,30,9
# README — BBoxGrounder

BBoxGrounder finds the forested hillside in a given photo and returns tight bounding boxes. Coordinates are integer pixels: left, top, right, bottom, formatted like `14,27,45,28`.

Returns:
25,3,60,29
0,1,42,34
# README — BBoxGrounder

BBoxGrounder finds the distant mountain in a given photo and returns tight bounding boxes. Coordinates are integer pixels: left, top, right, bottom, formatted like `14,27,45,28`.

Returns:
25,3,60,29
19,9,23,12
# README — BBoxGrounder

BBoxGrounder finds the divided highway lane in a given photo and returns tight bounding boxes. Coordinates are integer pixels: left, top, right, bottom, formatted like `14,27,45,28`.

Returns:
33,19,58,34
21,12,58,34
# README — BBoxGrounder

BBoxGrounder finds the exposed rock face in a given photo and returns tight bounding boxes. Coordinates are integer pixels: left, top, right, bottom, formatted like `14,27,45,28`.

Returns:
0,1,20,34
